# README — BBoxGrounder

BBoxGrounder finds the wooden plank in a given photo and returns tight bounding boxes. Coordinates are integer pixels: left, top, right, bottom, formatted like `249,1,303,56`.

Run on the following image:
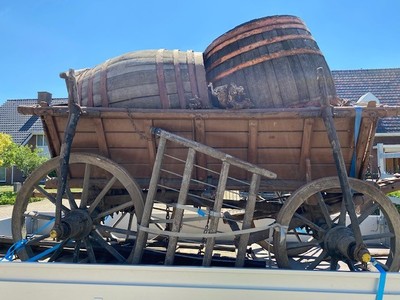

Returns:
165,148,196,265
104,132,148,148
93,118,110,158
248,120,258,165
194,118,207,181
109,148,151,164
258,118,304,132
356,116,377,179
313,117,354,131
43,115,61,156
257,148,300,164
235,173,260,267
258,132,302,148
153,119,193,132
299,118,315,181
311,131,354,148
310,148,353,164
204,119,249,132
143,119,156,172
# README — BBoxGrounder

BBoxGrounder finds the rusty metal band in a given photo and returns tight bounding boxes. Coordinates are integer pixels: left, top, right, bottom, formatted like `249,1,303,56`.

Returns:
156,49,170,109
100,64,109,107
87,75,94,107
206,34,316,71
173,50,186,109
210,48,324,82
205,23,308,58
187,50,199,100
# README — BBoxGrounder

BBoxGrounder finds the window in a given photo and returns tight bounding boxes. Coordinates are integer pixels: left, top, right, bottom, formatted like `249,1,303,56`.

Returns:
35,134,49,157
36,134,48,147
0,167,6,183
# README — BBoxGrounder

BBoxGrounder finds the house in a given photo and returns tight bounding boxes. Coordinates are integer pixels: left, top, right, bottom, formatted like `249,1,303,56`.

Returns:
0,92,66,185
332,68,400,178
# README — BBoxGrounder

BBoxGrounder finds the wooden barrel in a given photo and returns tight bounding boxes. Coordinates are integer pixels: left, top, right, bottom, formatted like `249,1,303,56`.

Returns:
204,15,338,108
75,49,211,109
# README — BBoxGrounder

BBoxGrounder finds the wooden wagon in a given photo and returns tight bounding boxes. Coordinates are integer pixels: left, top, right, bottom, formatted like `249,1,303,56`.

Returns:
11,71,400,272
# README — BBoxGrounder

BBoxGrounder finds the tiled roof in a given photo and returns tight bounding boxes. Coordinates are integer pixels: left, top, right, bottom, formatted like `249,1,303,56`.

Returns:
0,98,67,145
332,68,400,134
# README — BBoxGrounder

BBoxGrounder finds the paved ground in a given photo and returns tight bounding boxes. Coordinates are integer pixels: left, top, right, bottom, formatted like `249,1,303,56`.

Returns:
0,199,55,220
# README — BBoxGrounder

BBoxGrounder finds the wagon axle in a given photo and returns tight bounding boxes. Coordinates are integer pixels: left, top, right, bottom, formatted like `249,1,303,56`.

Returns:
323,225,371,264
50,209,93,240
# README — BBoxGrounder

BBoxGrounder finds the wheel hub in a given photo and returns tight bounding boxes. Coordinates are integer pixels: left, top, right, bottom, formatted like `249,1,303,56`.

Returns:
50,209,93,240
324,225,370,263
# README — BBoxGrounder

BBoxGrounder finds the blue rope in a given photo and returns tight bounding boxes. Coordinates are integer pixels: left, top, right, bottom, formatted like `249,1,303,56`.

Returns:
350,106,363,177
1,218,55,262
371,258,387,300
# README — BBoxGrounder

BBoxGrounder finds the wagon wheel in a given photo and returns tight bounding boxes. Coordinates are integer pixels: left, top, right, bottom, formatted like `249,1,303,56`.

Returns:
12,152,144,263
273,177,400,271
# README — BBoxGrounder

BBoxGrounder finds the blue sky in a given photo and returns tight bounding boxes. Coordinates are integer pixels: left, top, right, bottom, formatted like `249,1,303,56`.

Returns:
1,0,399,104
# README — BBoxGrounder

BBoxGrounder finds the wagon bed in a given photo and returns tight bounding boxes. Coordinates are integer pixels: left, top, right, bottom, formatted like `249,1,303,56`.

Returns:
12,96,400,272
18,104,399,191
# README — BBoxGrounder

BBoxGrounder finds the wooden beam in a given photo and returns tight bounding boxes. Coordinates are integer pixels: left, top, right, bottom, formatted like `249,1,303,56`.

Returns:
194,117,207,181
93,118,110,158
248,120,258,165
299,118,314,181
356,116,377,179
43,115,61,156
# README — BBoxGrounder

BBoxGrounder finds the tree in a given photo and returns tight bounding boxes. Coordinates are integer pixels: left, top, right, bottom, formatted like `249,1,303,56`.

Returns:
0,133,13,166
0,133,48,177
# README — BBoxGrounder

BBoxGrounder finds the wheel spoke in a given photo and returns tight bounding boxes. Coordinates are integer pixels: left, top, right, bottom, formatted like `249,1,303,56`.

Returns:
338,197,347,226
112,211,128,228
293,213,326,234
83,236,96,263
88,176,117,214
330,258,339,271
356,202,379,225
65,184,78,210
306,249,328,270
362,232,395,241
316,193,332,228
73,240,82,263
96,224,137,237
33,184,70,212
286,240,321,250
94,202,134,220
80,163,92,208
125,213,135,241
48,239,70,262
90,230,126,263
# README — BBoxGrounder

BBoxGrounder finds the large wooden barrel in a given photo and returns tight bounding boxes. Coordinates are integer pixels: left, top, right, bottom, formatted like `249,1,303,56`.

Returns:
75,49,211,109
204,15,338,108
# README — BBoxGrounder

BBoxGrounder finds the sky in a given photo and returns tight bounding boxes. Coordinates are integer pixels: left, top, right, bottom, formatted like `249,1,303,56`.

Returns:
1,0,399,104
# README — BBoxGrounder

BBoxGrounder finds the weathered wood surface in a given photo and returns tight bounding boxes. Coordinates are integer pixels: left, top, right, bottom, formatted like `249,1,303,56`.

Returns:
18,105,400,192
204,15,338,108
75,49,211,109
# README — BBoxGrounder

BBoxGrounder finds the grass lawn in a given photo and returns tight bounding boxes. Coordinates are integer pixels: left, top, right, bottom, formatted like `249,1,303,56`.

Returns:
0,185,16,205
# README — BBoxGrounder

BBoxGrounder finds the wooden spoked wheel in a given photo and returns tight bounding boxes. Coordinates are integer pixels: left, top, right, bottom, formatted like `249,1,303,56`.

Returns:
273,177,400,271
12,153,144,263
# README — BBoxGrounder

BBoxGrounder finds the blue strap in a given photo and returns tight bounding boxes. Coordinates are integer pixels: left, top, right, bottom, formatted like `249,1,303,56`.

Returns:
1,218,55,262
350,106,363,177
372,258,387,300
0,239,28,262
27,243,61,262
197,207,206,217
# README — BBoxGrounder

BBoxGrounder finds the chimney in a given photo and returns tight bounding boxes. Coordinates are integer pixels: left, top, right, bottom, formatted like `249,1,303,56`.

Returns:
37,91,52,106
